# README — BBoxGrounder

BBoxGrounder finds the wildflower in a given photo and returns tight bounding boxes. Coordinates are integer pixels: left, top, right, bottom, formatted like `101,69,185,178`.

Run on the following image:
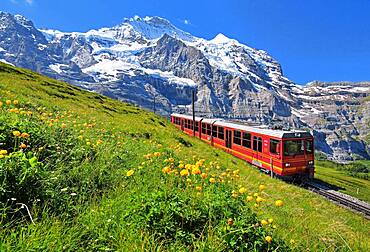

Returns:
0,154,4,159
290,239,295,244
20,132,30,138
231,191,238,198
0,150,7,155
268,218,274,224
186,178,192,183
126,169,135,177
13,100,19,105
239,187,247,194
61,123,67,129
209,178,216,183
227,218,234,226
168,157,174,162
192,167,201,175
246,196,253,202
275,200,284,207
162,166,171,174
96,139,103,145
153,152,161,157
178,163,184,169
19,143,27,149
180,169,189,177
265,236,272,243
70,193,77,196
256,197,264,203
253,192,259,197
201,173,208,179
0,101,3,107
11,198,16,201
195,186,202,191
12,130,21,137
60,188,68,192
6,100,11,105
259,184,266,191
261,219,268,226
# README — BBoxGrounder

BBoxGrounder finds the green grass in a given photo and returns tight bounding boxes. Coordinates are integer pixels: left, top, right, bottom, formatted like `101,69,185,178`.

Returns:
0,62,369,251
315,160,370,203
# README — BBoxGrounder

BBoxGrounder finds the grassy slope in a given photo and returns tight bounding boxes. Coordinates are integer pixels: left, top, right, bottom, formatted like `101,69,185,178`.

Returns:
0,63,369,251
315,160,370,203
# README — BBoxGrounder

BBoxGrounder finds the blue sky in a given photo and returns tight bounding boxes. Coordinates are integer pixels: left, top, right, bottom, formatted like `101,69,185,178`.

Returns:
1,0,369,84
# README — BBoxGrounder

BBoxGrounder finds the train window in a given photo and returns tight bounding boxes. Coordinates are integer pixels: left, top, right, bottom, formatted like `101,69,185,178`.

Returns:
218,127,224,140
202,123,206,134
270,139,280,154
284,140,304,156
233,130,241,145
190,120,193,130
242,132,251,148
253,136,262,152
306,139,313,154
195,121,199,132
206,124,211,136
212,126,217,137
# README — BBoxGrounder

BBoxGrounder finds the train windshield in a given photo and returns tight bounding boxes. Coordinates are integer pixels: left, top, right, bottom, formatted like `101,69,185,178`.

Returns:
284,140,304,156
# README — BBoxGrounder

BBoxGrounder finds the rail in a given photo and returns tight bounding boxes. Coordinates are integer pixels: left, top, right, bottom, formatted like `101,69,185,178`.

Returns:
304,180,370,219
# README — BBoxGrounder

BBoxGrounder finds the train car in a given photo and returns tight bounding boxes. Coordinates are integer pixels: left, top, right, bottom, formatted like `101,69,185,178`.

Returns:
171,113,315,178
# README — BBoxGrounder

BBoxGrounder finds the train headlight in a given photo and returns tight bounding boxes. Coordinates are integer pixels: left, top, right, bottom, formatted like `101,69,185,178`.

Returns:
308,161,314,165
285,163,290,167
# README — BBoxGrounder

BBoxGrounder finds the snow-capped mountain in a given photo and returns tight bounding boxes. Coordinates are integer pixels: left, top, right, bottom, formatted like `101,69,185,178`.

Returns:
0,11,369,161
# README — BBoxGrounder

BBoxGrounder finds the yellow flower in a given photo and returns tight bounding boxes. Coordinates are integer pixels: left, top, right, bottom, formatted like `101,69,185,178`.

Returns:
0,101,3,107
192,167,201,175
261,219,268,226
0,150,8,155
162,166,171,174
61,123,67,129
259,184,266,191
246,196,253,202
178,163,184,169
201,173,208,179
20,132,30,138
6,100,11,105
268,218,274,224
290,239,295,244
209,178,216,183
12,131,21,137
186,178,192,183
13,100,19,105
180,169,189,177
256,197,264,203
195,186,202,191
253,192,259,197
126,169,134,177
153,152,161,157
275,200,284,207
0,154,4,159
239,187,247,194
19,143,27,149
265,236,272,243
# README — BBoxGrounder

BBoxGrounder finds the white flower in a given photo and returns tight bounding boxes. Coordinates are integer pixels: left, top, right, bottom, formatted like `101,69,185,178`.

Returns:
11,198,16,201
60,187,68,192
70,193,77,196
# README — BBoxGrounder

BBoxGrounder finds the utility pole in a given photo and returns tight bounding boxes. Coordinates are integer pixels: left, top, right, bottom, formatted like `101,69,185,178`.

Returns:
153,94,156,114
192,90,195,136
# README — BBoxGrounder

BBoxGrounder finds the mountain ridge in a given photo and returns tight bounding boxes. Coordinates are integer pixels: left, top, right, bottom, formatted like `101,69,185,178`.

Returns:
0,12,369,161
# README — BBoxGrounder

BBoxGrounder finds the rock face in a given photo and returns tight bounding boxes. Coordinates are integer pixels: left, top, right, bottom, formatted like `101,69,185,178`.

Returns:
0,12,369,161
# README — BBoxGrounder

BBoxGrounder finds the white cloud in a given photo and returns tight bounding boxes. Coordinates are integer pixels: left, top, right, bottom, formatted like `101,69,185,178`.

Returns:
183,19,190,25
25,0,33,4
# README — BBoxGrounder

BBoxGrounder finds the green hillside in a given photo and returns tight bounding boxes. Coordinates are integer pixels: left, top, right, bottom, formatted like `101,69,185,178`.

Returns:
0,62,369,251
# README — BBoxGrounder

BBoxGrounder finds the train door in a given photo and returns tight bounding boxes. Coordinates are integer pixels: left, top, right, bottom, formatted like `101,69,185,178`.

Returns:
181,119,184,131
225,129,232,149
252,135,262,167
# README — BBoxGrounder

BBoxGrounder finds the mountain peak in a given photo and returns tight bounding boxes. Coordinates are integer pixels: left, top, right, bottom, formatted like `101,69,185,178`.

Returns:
210,33,237,44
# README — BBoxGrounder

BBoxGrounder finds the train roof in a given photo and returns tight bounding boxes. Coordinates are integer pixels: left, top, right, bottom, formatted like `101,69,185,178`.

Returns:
171,113,312,139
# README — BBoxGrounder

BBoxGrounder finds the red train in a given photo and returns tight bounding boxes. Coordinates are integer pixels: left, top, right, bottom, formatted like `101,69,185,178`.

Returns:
171,113,315,178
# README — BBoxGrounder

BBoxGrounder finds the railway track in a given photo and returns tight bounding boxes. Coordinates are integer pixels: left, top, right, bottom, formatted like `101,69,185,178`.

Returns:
304,180,370,219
